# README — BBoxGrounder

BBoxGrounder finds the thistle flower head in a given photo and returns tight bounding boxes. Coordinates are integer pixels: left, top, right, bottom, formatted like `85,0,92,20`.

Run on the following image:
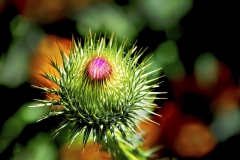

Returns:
31,31,163,149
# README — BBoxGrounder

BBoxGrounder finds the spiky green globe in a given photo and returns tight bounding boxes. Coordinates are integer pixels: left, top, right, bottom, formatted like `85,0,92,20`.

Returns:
32,31,162,148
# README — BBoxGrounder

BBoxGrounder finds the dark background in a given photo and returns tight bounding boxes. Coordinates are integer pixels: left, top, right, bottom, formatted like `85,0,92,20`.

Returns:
0,0,239,159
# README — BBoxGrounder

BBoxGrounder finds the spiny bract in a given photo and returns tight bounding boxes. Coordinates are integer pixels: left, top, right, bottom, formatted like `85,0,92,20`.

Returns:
31,31,163,148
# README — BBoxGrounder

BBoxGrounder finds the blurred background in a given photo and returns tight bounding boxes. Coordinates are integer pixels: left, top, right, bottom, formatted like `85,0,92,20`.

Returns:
0,0,239,159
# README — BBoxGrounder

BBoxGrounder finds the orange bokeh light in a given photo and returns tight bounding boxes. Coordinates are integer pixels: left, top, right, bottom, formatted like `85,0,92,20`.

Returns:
11,0,112,24
29,35,70,100
59,142,111,160
173,122,216,158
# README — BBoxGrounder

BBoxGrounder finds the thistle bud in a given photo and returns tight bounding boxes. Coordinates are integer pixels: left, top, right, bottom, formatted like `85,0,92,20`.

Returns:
31,31,163,149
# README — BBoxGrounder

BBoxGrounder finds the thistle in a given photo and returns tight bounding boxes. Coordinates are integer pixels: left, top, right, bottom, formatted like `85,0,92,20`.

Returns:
31,31,163,149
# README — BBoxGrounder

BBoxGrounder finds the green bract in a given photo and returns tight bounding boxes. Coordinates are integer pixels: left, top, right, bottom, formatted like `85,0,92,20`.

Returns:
31,31,163,148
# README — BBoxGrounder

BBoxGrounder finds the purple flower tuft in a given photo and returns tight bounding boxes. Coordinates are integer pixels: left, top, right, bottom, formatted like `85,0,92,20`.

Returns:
87,57,112,80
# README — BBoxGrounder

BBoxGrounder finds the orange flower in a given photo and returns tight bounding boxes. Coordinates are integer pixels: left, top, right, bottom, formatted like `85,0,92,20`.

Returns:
58,142,111,160
155,102,217,158
11,0,112,24
29,34,70,87
136,121,162,150
29,35,71,99
173,122,216,158
11,0,67,23
211,86,240,113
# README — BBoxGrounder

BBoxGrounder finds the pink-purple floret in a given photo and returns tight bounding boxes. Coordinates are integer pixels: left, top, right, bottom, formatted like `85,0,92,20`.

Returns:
87,58,111,80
